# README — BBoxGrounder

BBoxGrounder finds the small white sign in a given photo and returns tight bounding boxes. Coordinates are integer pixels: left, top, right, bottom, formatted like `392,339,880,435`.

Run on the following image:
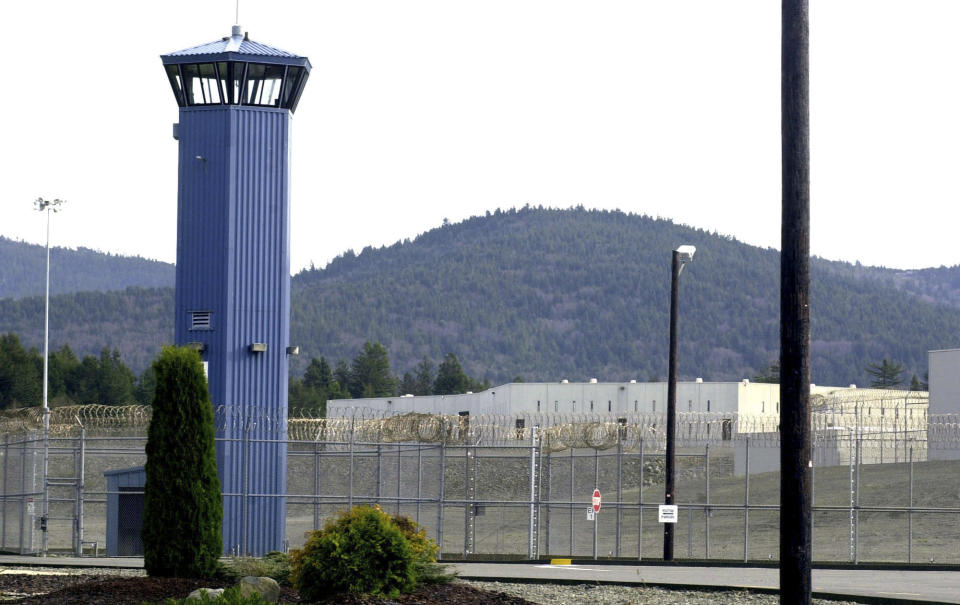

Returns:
26,498,34,516
658,504,678,523
586,511,595,521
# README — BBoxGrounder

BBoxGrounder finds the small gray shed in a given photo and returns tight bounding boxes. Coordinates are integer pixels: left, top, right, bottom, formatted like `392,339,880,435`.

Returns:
104,467,145,556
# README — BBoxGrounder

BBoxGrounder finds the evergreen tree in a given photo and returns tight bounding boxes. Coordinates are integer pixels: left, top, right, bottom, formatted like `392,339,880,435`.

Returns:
49,345,79,404
135,365,156,405
333,359,351,391
143,346,222,577
0,333,41,408
865,358,904,389
349,342,395,398
398,372,417,396
753,362,780,384
909,374,922,391
96,348,137,405
433,353,471,395
303,356,334,390
413,357,434,396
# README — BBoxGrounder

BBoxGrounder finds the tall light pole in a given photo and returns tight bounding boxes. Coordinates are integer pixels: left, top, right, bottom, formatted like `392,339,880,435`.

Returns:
33,196,65,556
664,244,695,561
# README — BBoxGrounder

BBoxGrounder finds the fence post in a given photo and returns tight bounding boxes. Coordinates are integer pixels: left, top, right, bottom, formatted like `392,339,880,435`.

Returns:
593,446,599,560
545,448,552,556
908,446,913,564
849,426,854,562
313,441,320,530
463,446,471,556
376,441,382,508
75,427,86,557
705,443,710,560
744,436,749,563
242,423,250,556
568,447,574,556
396,443,402,515
437,441,445,552
528,426,537,559
348,416,355,509
2,434,7,550
416,443,422,525
616,432,623,557
638,440,643,560
18,440,25,554
855,425,861,564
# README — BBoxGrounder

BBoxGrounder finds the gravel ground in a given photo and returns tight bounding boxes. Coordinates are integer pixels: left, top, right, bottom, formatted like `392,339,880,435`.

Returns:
0,567,870,604
459,580,865,605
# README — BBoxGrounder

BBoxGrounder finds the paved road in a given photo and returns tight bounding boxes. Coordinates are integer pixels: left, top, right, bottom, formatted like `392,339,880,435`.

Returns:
0,556,956,603
452,562,960,604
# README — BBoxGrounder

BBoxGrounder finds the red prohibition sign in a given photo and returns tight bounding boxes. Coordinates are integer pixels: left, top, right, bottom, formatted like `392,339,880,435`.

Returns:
592,489,601,513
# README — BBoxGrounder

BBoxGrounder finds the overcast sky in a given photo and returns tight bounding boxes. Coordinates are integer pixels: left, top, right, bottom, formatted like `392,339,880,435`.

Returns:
2,1,959,272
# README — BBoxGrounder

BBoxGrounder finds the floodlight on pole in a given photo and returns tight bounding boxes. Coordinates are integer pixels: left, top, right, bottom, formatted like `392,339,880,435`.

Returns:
663,244,694,562
33,196,65,556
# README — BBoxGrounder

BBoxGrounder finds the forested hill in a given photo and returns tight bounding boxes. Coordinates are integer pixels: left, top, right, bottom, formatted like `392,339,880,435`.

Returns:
0,237,174,299
2,207,960,385
291,207,960,386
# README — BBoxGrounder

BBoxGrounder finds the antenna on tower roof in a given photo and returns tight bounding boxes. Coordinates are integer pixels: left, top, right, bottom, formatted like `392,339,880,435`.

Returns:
235,0,240,25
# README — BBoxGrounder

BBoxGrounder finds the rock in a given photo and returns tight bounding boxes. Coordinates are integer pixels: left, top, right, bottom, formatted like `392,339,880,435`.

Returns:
238,576,281,602
187,587,225,601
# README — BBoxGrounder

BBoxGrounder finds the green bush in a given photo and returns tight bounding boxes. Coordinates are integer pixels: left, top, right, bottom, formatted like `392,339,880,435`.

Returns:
290,505,416,600
390,513,454,585
217,552,292,587
142,346,223,577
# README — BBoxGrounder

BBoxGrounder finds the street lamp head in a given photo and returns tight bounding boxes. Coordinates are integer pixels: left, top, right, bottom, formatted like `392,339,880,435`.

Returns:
34,198,66,213
675,245,696,263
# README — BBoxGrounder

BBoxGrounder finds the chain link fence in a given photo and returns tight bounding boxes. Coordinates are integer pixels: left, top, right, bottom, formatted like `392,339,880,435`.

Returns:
0,400,957,563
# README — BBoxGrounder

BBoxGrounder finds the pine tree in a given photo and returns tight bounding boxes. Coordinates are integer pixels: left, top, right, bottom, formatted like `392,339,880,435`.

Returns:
865,358,904,389
349,342,395,398
143,346,222,577
413,357,434,396
433,353,471,395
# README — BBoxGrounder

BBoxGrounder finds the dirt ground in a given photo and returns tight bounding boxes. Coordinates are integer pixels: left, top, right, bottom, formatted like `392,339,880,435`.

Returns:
0,573,537,604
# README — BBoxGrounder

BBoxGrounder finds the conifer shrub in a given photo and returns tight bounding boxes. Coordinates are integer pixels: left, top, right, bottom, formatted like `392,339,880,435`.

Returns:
290,505,416,600
390,513,453,584
143,346,222,577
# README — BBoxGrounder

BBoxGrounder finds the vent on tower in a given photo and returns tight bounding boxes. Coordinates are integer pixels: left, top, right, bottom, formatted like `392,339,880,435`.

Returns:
190,311,212,330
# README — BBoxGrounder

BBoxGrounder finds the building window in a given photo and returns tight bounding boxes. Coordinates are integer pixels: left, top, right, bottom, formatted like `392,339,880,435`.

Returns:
707,400,711,412
634,400,638,412
608,400,612,412
652,400,656,413
190,311,212,331
515,418,525,440
762,402,765,413
555,401,558,412
688,400,693,412
776,402,780,413
590,401,594,411
537,400,541,412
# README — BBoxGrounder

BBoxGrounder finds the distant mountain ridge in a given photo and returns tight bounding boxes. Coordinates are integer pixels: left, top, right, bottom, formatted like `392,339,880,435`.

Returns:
0,236,174,299
2,208,959,386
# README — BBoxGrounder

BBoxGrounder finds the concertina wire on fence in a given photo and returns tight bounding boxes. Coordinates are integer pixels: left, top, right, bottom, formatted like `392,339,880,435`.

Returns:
0,395,957,452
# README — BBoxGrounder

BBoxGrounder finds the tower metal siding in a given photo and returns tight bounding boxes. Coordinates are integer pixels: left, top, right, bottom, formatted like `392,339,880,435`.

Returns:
174,106,291,555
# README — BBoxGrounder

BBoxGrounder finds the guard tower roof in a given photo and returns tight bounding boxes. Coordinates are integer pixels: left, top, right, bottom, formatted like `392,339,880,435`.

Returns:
162,25,311,70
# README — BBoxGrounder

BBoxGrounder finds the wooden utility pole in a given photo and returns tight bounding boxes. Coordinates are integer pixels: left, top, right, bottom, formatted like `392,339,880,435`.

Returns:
780,1,811,603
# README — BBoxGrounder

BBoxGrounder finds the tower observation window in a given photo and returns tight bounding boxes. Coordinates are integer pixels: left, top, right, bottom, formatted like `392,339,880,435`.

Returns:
165,65,184,105
165,61,308,111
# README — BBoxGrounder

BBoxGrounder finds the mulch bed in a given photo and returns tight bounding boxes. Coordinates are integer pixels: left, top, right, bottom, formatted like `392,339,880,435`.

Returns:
0,574,537,605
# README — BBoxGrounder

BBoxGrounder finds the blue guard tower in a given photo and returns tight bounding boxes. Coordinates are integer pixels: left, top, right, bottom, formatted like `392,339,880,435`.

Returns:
161,26,310,556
